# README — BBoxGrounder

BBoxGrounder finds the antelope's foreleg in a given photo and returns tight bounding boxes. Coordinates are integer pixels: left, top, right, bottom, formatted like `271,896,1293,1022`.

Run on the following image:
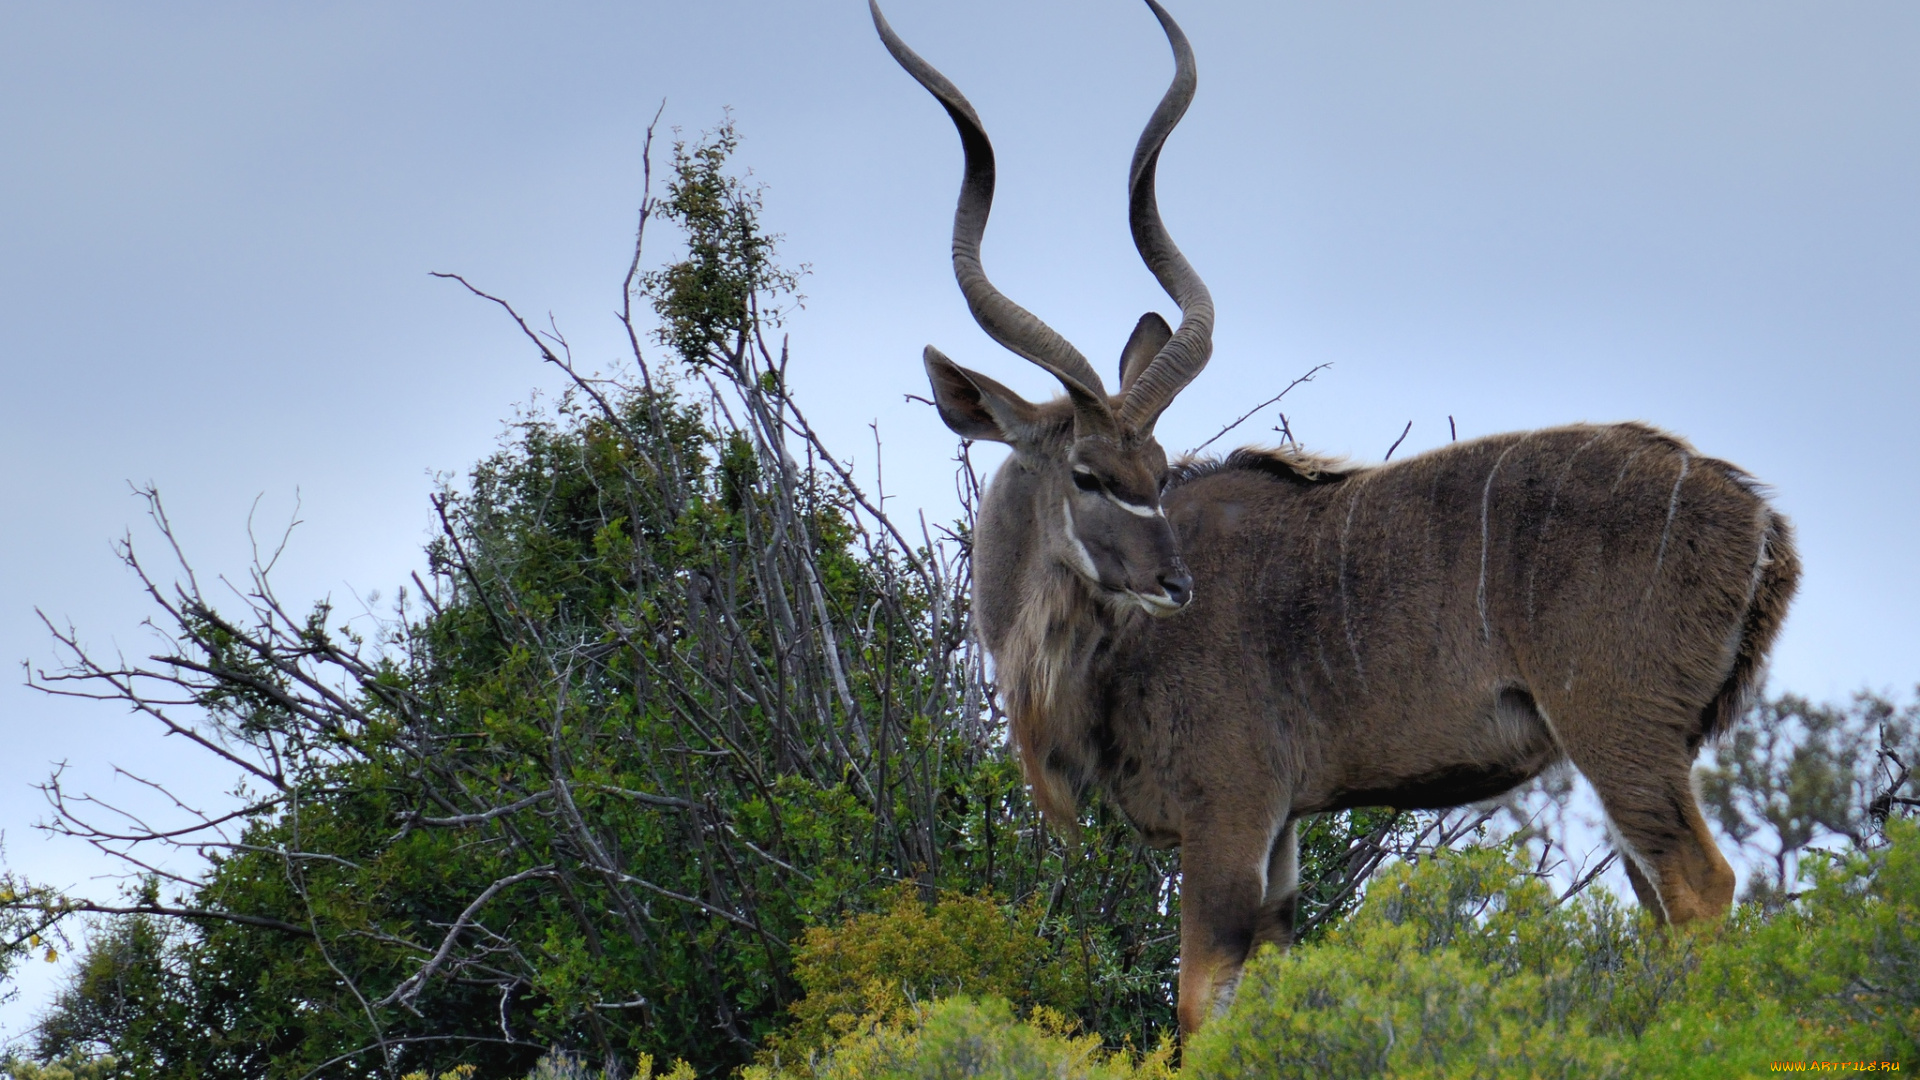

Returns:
1259,818,1300,949
1177,816,1290,1035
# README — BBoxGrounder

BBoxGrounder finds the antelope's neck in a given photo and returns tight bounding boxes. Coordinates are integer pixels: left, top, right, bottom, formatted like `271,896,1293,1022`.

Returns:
987,562,1138,821
971,458,1142,821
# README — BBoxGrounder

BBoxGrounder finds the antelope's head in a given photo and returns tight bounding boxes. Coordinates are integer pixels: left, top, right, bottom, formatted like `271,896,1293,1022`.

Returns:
874,0,1213,617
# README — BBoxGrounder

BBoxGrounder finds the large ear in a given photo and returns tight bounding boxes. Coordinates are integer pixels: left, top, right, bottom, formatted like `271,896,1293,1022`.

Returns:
1117,312,1174,398
923,345,1041,444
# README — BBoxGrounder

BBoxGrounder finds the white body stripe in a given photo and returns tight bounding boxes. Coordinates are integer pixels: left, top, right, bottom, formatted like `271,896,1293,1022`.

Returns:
1477,442,1523,640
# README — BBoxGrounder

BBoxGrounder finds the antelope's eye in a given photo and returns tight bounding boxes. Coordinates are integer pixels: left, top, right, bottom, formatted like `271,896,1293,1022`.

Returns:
1071,469,1101,493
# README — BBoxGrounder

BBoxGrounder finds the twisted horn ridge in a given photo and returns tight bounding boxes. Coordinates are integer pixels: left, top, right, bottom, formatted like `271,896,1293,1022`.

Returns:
1118,0,1213,433
870,0,1113,416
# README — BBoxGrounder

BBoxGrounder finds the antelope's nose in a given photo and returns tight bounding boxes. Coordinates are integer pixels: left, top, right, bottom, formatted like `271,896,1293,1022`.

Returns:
1159,571,1193,608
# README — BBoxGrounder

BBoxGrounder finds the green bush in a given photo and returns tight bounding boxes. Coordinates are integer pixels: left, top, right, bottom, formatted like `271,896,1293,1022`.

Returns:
1184,844,1667,1078
767,885,1092,1065
745,820,1914,1080
510,1054,693,1080
1188,819,1918,1078
1,1051,124,1080
1635,820,1918,1072
746,997,1173,1080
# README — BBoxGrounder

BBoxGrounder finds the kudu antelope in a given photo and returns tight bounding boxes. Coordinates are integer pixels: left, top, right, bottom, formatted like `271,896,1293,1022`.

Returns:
873,0,1799,1034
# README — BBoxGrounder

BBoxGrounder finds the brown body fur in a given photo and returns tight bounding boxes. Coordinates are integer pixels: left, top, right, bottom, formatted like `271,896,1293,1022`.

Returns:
975,414,1797,1031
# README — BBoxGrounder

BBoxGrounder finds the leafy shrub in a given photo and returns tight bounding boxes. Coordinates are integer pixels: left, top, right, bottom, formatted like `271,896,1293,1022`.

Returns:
1184,844,1658,1078
471,795,1912,1079
513,1054,694,1080
399,1066,478,1080
767,885,1093,1065
1186,819,1919,1078
1635,819,1919,1071
746,997,1173,1080
1,1051,123,1080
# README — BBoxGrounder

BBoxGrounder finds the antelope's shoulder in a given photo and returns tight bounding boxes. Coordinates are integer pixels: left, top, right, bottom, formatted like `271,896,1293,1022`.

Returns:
1171,444,1358,489
1164,446,1361,539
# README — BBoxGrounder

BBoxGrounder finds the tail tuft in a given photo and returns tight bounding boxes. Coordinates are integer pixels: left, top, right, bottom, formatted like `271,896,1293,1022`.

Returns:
1698,510,1800,747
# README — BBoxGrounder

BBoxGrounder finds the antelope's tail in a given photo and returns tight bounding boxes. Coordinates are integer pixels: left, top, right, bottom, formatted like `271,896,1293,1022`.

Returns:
1699,508,1800,747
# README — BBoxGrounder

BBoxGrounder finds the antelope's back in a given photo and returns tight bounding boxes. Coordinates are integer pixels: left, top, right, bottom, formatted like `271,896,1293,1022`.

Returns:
1164,423,1793,746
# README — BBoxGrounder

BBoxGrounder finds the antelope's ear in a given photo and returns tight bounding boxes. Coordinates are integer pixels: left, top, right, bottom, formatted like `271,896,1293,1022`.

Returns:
924,345,1039,444
1118,312,1173,397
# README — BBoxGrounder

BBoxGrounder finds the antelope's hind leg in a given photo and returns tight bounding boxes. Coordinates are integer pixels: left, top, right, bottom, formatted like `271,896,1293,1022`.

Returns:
1606,777,1733,924
1553,703,1735,924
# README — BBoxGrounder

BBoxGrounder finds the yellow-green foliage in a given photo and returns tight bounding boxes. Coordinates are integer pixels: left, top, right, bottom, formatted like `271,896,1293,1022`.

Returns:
400,1066,478,1080
1,1052,122,1080
1634,818,1919,1073
768,885,1094,1065
1188,819,1920,1078
609,821,1916,1079
1183,843,1675,1078
512,1053,696,1080
745,997,1174,1080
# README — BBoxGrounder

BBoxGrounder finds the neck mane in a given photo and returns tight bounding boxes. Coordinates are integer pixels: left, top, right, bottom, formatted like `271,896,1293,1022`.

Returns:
994,561,1128,821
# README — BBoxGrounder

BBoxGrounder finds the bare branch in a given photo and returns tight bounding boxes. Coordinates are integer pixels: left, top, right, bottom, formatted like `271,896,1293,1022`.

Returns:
1187,362,1331,457
54,899,315,938
378,866,556,1009
1383,420,1412,461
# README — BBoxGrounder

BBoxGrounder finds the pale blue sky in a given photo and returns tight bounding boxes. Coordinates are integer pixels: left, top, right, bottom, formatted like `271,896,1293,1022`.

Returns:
3,0,1916,1038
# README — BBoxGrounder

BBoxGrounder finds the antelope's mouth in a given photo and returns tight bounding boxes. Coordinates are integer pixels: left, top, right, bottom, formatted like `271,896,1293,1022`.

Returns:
1125,589,1190,617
